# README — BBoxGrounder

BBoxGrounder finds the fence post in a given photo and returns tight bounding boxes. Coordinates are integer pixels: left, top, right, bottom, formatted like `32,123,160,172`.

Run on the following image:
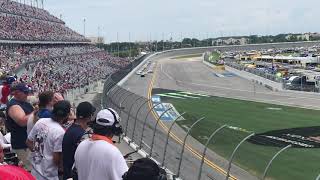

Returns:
105,77,115,91
161,112,186,166
131,99,152,141
177,117,206,177
101,78,116,108
262,145,292,180
139,102,162,148
112,88,127,110
197,124,227,180
118,92,135,118
105,85,118,102
109,87,124,108
103,80,114,96
225,133,255,180
150,107,174,157
125,96,145,136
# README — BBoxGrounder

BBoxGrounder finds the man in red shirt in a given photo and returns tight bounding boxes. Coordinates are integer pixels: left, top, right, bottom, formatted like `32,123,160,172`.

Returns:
0,76,16,109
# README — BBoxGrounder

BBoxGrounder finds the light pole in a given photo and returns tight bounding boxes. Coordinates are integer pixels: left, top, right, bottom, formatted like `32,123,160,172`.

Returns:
180,32,183,48
129,32,131,58
83,18,86,37
117,32,120,57
162,32,165,51
170,32,173,49
98,26,100,38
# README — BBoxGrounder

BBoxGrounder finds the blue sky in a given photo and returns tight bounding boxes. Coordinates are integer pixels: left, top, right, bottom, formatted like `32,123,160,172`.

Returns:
44,0,318,42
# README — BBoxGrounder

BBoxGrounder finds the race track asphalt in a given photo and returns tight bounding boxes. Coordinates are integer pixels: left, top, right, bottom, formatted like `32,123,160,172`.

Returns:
113,42,320,180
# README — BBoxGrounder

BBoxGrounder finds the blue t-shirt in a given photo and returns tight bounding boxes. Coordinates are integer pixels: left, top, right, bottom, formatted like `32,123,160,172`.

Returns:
38,109,52,119
62,123,85,180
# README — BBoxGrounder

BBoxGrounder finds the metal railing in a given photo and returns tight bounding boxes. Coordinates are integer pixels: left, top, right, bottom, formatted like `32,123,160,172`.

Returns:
100,61,320,180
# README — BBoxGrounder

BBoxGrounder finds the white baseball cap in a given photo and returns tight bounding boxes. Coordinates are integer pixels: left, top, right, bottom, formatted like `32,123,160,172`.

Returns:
95,108,120,126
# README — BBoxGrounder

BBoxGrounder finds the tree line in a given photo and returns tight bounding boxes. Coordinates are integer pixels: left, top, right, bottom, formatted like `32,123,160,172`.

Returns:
97,33,320,58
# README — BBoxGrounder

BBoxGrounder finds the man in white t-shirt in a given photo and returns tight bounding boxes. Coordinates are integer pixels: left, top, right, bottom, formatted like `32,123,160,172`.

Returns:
74,108,128,180
26,100,71,180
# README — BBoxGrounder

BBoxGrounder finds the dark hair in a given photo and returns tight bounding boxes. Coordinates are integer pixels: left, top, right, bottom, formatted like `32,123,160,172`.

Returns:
92,124,113,137
0,111,5,119
52,100,71,123
38,91,54,108
123,158,162,180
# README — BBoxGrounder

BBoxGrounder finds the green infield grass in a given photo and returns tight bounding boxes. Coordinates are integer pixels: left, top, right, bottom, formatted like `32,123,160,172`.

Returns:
163,94,320,180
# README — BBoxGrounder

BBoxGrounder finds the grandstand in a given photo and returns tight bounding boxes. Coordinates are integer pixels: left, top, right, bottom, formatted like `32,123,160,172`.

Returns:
0,0,131,96
0,0,87,42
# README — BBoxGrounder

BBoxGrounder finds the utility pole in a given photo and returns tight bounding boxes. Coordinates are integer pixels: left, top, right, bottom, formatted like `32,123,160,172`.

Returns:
193,32,195,47
162,33,165,51
170,32,173,49
206,32,209,47
83,18,86,37
129,32,131,58
154,33,157,52
180,32,183,48
117,32,120,57
149,32,152,52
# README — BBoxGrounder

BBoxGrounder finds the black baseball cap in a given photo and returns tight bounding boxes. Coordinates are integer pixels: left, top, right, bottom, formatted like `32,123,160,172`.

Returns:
76,102,96,119
52,100,71,118
10,83,31,94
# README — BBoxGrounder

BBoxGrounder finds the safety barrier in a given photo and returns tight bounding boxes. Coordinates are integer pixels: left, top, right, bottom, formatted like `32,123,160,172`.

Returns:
100,53,320,180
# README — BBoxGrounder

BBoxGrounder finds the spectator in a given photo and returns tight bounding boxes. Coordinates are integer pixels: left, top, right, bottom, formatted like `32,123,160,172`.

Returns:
26,91,53,135
62,101,96,180
74,108,128,180
122,158,167,180
0,145,4,165
37,91,55,118
0,111,6,134
0,111,11,150
0,75,16,109
5,83,34,170
26,100,71,180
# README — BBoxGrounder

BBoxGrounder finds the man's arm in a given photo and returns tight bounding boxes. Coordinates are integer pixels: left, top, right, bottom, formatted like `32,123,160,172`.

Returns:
8,105,30,127
25,139,34,152
53,152,62,167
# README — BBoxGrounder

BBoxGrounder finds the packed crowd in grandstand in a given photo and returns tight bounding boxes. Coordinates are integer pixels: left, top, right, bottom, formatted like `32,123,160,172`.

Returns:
0,0,87,41
0,0,63,23
0,1,163,179
0,45,131,95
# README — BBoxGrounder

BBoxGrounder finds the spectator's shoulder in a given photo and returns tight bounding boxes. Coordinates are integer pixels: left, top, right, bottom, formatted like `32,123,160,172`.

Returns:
36,117,49,124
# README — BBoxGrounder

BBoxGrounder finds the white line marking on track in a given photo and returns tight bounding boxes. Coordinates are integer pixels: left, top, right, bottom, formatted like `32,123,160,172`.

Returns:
160,63,320,102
